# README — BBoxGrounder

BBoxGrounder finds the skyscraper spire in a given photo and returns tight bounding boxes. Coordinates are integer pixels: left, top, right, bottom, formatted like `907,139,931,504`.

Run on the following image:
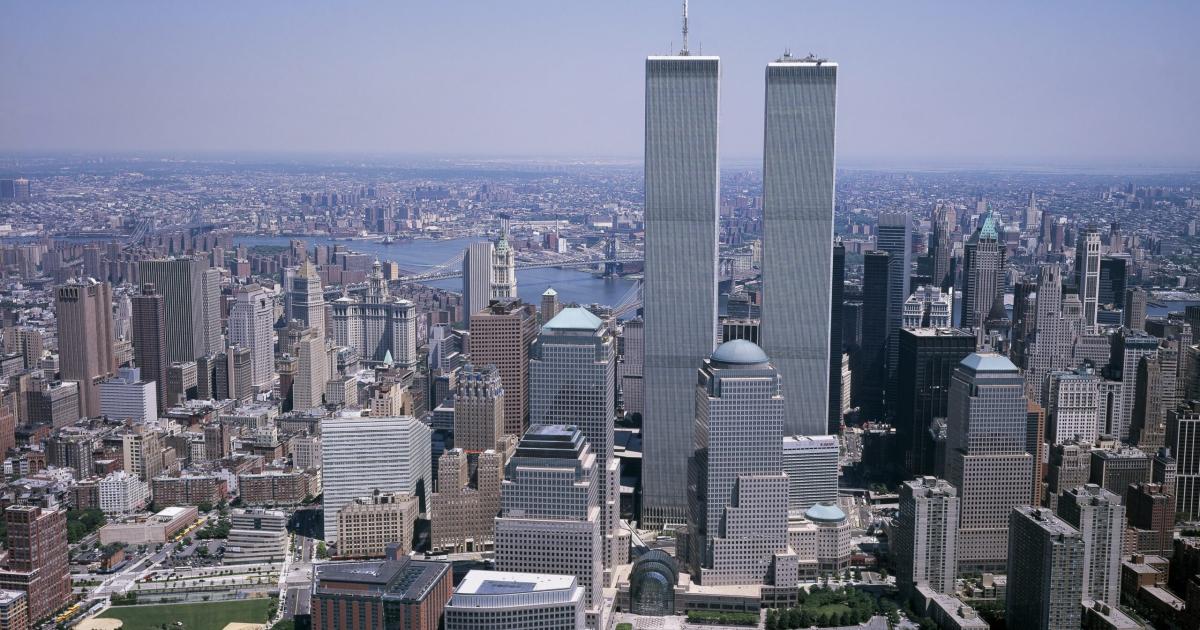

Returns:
681,0,689,55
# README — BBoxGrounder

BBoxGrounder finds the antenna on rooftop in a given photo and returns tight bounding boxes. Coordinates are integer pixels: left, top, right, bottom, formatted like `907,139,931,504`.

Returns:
681,0,690,55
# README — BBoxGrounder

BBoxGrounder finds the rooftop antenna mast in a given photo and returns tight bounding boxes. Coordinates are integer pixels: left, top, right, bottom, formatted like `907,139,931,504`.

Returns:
681,0,690,55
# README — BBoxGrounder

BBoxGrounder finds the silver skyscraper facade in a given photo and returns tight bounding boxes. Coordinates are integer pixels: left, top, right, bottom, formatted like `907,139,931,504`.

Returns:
760,58,837,436
641,54,720,528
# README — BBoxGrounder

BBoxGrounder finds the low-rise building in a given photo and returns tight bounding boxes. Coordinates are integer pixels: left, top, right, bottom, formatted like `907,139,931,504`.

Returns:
98,506,198,545
151,474,228,507
238,470,314,506
98,470,150,515
0,590,28,630
444,570,584,630
336,492,419,559
225,508,288,564
311,557,452,630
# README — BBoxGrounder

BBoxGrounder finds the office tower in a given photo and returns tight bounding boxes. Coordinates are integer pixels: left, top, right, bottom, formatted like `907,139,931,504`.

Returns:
620,317,645,416
539,287,560,325
1023,265,1082,403
469,301,537,436
1027,401,1046,506
46,431,95,480
1024,191,1040,230
131,283,168,407
1099,256,1128,307
494,425,603,624
1089,447,1151,503
336,493,419,559
1006,506,1085,630
166,361,198,405
1076,227,1101,331
930,205,953,291
431,449,503,553
55,278,117,418
490,215,517,300
311,558,452,630
960,212,1005,331
1167,404,1200,519
1153,448,1176,495
855,250,892,420
445,570,584,630
782,435,839,511
760,56,836,437
903,286,953,329
461,240,494,321
121,427,164,482
1044,364,1102,445
321,412,431,544
453,364,505,452
828,239,845,432
1123,288,1147,331
1132,346,1178,451
1110,328,1159,442
687,341,788,585
895,328,975,476
0,506,69,625
331,262,417,368
641,50,720,529
199,266,223,355
1125,482,1175,556
99,367,158,424
945,353,1033,573
215,345,253,405
876,211,913,378
1058,484,1123,606
139,257,206,361
530,307,624,574
228,284,274,389
293,328,327,411
288,260,326,339
895,477,959,595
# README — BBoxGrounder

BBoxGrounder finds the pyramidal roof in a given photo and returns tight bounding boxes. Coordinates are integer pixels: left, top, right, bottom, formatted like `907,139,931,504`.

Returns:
542,307,602,332
974,211,1001,242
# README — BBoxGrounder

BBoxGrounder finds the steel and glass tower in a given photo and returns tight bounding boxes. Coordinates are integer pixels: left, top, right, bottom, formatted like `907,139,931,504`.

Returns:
641,49,720,529
760,56,838,436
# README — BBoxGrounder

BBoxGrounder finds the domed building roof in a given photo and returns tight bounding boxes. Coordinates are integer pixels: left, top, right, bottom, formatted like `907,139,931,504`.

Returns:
710,340,769,367
804,502,847,523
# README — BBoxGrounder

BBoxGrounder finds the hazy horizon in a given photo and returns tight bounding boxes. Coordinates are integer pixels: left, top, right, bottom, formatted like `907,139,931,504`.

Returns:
3,1,1199,166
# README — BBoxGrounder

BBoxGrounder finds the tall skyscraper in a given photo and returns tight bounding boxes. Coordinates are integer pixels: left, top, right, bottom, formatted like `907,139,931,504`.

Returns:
140,257,212,362
330,262,417,368
945,353,1033,573
760,55,837,437
828,239,845,432
1123,287,1148,331
895,328,976,476
540,287,560,324
1006,506,1085,630
1167,403,1200,519
960,212,1006,332
494,425,603,626
855,250,892,420
1057,484,1124,606
782,435,840,512
1023,264,1083,404
876,211,913,380
431,448,503,554
1099,255,1128,307
199,266,223,355
321,411,431,544
1044,364,1102,445
55,278,117,418
619,316,645,417
293,327,328,411
1109,328,1159,442
453,364,505,453
469,301,538,436
491,215,517,301
0,505,70,624
530,307,624,574
288,260,325,340
1075,227,1101,331
686,340,787,584
461,241,494,322
895,476,959,596
228,284,275,390
641,48,721,529
131,283,168,407
930,205,953,291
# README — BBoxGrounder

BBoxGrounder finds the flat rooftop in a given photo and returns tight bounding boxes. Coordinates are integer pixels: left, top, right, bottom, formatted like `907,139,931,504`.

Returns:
456,570,576,595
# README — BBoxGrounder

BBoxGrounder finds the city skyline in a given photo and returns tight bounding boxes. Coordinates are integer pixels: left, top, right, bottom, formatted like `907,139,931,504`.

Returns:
3,2,1199,167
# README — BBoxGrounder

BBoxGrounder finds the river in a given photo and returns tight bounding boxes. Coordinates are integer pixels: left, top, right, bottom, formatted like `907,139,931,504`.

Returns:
233,235,639,310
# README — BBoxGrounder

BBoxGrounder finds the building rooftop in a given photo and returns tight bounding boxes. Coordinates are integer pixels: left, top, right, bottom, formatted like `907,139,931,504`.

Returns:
315,558,450,604
542,306,602,332
456,570,576,595
710,339,769,366
804,502,847,523
959,352,1018,373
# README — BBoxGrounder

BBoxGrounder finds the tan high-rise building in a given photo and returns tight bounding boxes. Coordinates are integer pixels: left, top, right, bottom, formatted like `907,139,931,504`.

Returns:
452,365,505,452
294,327,328,411
431,449,504,553
55,278,117,418
468,301,537,436
337,492,419,559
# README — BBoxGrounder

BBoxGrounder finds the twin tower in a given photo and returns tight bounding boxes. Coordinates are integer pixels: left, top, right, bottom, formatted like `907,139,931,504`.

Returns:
641,52,838,528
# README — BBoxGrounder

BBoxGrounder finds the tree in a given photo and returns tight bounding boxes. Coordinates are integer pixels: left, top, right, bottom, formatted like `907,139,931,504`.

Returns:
316,541,329,559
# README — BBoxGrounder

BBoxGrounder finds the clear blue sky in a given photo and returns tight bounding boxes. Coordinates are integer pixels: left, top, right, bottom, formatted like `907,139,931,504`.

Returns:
3,1,1198,166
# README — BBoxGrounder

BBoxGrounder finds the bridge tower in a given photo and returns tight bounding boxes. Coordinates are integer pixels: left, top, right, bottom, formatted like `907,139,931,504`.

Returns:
604,236,622,278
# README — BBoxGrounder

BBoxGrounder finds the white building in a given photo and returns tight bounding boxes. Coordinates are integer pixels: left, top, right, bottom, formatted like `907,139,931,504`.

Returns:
782,435,840,512
228,284,275,389
99,367,158,424
1044,364,1102,445
98,470,150,515
895,476,959,595
903,286,953,329
225,508,288,564
1058,484,1124,607
444,570,584,630
330,262,417,368
320,412,431,544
